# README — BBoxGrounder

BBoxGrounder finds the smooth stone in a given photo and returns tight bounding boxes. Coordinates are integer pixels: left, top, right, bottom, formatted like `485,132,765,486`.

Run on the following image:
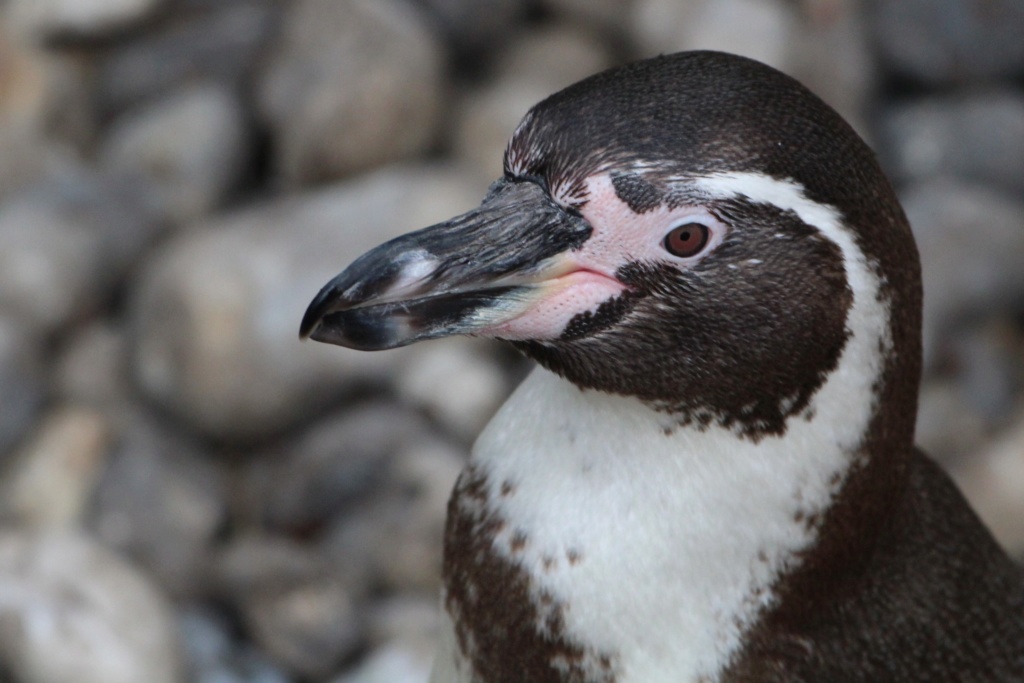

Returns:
880,91,1024,195
4,0,165,40
630,0,801,72
215,535,363,680
916,379,989,465
0,317,45,459
0,25,91,202
331,644,432,683
538,0,633,36
325,439,464,594
869,0,1024,85
95,0,280,116
0,406,110,530
901,179,1024,366
453,23,614,179
86,409,227,598
130,163,485,442
101,83,249,224
397,338,511,442
179,605,295,683
367,595,439,659
53,321,130,412
409,0,527,57
0,530,183,683
243,401,435,533
258,0,444,186
0,166,164,335
950,411,1024,557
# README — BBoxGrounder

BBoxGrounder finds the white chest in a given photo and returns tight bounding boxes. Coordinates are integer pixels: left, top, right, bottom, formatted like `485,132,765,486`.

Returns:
433,363,876,683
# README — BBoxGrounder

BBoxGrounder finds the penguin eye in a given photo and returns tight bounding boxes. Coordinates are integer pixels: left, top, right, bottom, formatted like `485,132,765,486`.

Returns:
663,222,710,258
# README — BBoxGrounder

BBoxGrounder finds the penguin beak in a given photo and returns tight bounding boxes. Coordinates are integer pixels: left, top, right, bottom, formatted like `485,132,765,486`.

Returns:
299,179,595,350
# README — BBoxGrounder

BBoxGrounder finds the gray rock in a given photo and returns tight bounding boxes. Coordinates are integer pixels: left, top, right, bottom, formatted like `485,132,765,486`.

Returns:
949,411,1024,557
243,401,436,533
0,317,45,459
869,0,1024,85
130,163,485,442
367,595,439,659
95,0,281,116
879,91,1024,195
86,409,228,598
630,0,801,72
453,24,614,179
258,0,445,186
215,535,363,680
1,406,111,530
539,0,633,36
101,84,249,225
53,321,131,412
0,167,164,335
331,644,433,683
0,25,92,201
631,0,875,133
901,179,1024,365
409,0,527,56
0,530,183,683
397,338,511,442
787,0,875,138
325,439,464,594
180,606,294,683
4,0,165,40
916,379,989,465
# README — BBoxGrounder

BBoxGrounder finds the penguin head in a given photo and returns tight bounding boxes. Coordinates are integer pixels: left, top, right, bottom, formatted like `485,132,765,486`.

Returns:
301,51,921,441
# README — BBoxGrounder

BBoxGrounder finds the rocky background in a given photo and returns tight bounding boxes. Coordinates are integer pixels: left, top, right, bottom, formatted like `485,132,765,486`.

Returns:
0,0,1023,681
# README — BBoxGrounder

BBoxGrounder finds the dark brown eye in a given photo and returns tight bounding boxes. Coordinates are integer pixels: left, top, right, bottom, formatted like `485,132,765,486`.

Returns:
663,222,710,258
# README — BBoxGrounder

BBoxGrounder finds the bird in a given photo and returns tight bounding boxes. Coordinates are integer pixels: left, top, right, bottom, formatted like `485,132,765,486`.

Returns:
299,51,1024,683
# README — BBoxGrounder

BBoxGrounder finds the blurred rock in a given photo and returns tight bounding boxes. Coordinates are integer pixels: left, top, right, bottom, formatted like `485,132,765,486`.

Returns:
87,409,227,598
0,317,45,459
630,0,801,72
180,606,294,683
1,406,110,529
325,439,463,594
539,0,633,37
397,338,509,442
789,0,875,137
215,535,363,680
916,378,989,465
869,0,1024,85
879,91,1024,195
0,167,164,335
259,0,445,187
950,412,1024,557
0,25,92,200
4,0,165,41
367,595,439,658
454,24,614,178
130,163,485,442
244,401,435,533
0,530,183,683
101,83,249,225
948,319,1024,424
332,644,432,683
53,321,130,411
410,0,527,57
95,0,280,116
900,179,1024,365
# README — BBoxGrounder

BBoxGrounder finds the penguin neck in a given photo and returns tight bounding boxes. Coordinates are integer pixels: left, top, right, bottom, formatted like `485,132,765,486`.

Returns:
460,352,892,681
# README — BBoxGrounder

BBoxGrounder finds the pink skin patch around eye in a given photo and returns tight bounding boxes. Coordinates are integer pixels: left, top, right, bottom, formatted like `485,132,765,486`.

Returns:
478,173,724,341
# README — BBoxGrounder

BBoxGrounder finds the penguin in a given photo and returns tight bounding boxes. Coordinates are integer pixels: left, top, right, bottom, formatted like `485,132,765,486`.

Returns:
299,51,1024,682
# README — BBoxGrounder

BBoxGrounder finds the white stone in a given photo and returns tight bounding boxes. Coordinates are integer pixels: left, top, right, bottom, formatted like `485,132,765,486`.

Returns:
0,530,183,683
